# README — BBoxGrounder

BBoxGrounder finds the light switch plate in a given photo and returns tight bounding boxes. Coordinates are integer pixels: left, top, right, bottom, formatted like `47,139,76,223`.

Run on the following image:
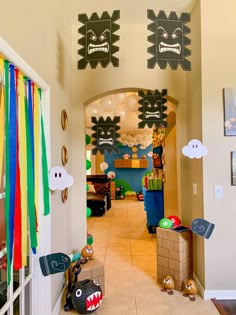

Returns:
214,185,223,199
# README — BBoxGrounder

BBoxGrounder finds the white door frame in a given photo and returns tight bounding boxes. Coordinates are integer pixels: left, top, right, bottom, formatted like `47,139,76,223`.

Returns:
0,36,51,315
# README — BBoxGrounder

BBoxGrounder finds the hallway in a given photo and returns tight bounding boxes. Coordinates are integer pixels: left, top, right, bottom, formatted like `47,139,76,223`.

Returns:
60,200,219,315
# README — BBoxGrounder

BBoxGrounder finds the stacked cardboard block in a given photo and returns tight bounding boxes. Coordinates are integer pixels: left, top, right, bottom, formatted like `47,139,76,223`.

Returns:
156,227,193,291
72,257,105,295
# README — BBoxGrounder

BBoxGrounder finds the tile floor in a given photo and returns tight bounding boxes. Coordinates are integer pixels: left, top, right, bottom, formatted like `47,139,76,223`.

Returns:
60,199,219,315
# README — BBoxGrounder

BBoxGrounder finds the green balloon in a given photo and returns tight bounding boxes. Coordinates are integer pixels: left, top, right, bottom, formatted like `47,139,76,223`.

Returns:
86,159,92,170
86,207,92,218
86,134,91,145
86,183,89,191
159,218,173,229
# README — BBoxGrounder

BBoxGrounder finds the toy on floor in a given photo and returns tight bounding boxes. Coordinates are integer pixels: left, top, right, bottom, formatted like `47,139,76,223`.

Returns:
81,244,94,261
161,275,175,295
136,191,144,201
64,244,95,312
183,279,198,301
72,279,103,314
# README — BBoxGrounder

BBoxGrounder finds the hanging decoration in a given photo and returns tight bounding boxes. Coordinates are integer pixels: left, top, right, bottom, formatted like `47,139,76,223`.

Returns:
91,116,120,154
147,10,191,71
138,89,168,129
182,139,208,159
78,10,120,69
49,166,74,191
1,56,50,284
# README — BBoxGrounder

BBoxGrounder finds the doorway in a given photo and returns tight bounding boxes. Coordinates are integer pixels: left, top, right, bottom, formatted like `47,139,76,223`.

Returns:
85,88,179,219
0,37,51,315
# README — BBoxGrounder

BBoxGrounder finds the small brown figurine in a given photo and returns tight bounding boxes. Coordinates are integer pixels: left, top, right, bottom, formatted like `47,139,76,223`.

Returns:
161,275,175,295
183,279,198,301
81,244,94,260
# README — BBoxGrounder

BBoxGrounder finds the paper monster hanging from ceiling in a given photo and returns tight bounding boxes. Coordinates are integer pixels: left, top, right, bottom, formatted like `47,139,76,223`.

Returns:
138,89,168,129
147,10,191,71
91,116,120,154
78,10,120,69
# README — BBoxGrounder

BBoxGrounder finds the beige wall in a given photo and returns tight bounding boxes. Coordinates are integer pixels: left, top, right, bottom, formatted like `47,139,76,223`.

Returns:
184,0,205,287
201,0,236,291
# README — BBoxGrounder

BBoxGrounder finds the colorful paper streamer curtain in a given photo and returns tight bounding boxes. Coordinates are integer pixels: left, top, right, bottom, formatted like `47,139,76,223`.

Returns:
0,56,50,284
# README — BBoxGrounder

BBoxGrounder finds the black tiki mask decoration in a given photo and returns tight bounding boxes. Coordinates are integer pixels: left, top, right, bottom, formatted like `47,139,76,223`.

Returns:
91,116,120,154
147,10,191,71
78,10,120,69
138,89,168,129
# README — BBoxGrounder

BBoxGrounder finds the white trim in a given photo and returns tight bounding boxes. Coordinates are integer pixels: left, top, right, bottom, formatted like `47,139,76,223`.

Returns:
0,36,51,315
204,290,236,300
193,273,236,300
193,273,204,298
52,282,68,315
0,37,49,91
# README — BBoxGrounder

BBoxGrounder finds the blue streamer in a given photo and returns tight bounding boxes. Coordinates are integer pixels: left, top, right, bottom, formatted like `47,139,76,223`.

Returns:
9,64,17,265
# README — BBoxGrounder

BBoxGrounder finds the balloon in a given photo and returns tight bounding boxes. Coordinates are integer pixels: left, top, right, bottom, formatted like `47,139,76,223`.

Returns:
86,102,101,117
86,159,92,170
113,92,126,104
86,207,92,218
113,103,128,121
86,134,91,145
86,183,89,191
101,96,115,112
100,162,108,171
127,94,138,112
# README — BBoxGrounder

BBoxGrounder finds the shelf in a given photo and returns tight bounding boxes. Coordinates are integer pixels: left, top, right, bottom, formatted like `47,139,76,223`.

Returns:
114,159,148,169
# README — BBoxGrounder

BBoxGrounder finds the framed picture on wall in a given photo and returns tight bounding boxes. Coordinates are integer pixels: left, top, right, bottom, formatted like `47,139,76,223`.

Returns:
231,151,236,185
223,88,236,136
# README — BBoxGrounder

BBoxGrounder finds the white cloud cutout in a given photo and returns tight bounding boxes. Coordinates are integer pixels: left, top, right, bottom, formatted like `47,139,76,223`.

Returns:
49,166,74,190
182,139,208,159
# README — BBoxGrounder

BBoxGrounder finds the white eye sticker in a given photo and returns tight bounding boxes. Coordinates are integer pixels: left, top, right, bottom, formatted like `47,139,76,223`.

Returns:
93,280,99,286
75,289,82,297
49,166,74,190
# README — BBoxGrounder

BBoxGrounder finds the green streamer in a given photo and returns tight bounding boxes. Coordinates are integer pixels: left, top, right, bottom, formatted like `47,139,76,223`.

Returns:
24,77,37,251
38,88,50,215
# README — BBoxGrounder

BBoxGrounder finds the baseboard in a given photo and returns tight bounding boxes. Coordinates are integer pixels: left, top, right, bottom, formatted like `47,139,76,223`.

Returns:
204,290,236,300
193,273,236,300
52,281,68,315
193,273,204,298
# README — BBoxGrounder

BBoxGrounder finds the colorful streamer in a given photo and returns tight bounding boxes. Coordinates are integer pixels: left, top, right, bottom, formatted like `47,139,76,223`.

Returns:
39,88,50,216
25,78,37,253
18,73,28,266
2,59,50,284
13,68,22,270
0,57,4,190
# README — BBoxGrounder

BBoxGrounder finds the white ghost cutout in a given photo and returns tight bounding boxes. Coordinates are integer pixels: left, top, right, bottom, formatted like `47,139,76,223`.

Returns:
49,166,74,190
182,139,208,159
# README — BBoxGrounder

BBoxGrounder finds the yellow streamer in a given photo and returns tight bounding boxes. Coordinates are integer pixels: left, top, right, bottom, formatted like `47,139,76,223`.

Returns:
18,73,28,266
0,57,4,190
34,84,40,218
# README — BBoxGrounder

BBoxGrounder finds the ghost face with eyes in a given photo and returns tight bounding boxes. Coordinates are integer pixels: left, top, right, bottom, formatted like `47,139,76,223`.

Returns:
49,166,74,191
182,139,208,159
